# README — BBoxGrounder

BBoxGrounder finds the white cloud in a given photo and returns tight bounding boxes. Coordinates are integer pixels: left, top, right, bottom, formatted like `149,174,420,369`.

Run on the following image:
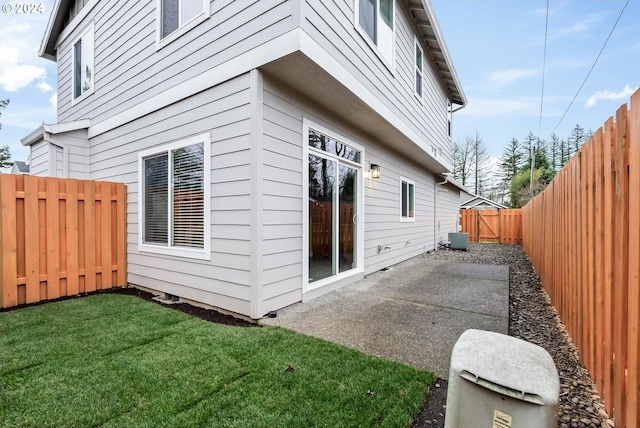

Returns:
585,84,639,108
0,10,55,93
0,64,46,91
550,14,602,39
37,81,53,92
49,92,57,110
486,69,538,89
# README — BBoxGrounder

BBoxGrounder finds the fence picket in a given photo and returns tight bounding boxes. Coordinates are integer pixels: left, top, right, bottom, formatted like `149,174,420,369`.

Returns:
523,89,640,426
0,176,126,309
626,88,640,427
1,175,18,308
459,208,522,244
45,178,61,300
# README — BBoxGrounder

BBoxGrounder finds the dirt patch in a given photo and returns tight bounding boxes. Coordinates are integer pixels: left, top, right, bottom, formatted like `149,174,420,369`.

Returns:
106,287,257,328
412,379,448,427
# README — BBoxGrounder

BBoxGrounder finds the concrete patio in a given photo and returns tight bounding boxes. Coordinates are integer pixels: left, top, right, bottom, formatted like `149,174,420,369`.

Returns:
260,255,509,379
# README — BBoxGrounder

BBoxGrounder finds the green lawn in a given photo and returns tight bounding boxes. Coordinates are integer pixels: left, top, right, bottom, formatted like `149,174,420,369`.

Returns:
0,294,433,427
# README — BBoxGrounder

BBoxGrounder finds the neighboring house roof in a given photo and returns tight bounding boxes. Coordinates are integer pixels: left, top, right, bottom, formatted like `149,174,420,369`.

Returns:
461,195,508,210
39,0,466,107
12,161,30,174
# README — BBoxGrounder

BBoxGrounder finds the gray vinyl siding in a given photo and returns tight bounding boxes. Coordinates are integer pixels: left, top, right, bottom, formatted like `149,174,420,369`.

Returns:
435,183,460,244
56,0,297,125
55,146,64,176
29,139,49,176
260,82,304,312
57,130,90,178
261,75,437,302
363,147,436,274
88,74,254,316
300,0,452,169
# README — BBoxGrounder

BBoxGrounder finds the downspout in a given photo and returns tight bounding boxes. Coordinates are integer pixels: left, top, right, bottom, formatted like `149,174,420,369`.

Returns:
435,173,451,248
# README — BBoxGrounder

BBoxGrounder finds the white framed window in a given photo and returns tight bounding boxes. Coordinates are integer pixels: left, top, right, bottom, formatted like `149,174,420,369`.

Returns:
355,0,395,67
71,22,94,104
414,38,423,100
156,0,210,49
138,133,211,259
400,177,415,221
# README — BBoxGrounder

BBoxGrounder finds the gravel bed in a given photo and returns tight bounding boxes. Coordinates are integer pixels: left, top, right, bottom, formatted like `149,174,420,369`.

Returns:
414,243,614,428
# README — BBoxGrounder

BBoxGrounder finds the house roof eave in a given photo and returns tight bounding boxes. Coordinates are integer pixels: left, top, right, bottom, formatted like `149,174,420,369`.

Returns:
39,0,66,60
21,119,91,146
409,0,466,106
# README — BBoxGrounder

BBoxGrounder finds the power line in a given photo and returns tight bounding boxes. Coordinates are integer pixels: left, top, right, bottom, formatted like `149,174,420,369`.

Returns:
538,0,550,138
546,0,630,140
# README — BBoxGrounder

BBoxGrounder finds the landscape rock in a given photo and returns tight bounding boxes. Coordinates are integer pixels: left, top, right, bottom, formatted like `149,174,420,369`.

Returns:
412,243,612,428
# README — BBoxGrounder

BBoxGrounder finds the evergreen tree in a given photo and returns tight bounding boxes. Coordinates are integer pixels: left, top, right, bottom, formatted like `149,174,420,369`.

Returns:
569,124,586,154
499,138,522,183
520,132,537,171
560,137,571,167
0,100,11,169
548,133,560,172
0,145,12,169
0,99,8,130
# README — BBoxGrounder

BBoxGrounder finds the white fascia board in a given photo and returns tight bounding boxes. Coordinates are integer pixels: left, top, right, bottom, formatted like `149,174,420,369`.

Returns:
44,119,91,134
420,0,466,106
22,119,90,146
39,0,62,59
21,125,46,146
40,0,100,60
88,29,301,138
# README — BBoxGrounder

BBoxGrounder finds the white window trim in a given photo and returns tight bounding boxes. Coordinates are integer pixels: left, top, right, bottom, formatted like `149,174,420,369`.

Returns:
71,21,95,106
354,0,396,74
137,133,211,260
302,118,365,294
155,0,211,51
400,176,416,222
56,0,99,49
447,99,453,138
414,35,424,103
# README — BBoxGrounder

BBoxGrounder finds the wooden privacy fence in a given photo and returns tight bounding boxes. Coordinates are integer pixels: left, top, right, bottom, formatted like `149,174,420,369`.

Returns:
459,208,522,244
0,175,127,309
309,201,354,258
522,89,640,427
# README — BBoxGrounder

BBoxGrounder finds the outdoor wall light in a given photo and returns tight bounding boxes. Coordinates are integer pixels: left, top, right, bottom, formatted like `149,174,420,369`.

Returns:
370,164,381,179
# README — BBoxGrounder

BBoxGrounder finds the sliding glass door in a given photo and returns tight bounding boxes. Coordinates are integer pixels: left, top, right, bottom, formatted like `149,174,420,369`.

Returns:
307,128,361,286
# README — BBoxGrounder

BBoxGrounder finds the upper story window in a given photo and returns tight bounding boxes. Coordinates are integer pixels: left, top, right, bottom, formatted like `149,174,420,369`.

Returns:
68,0,89,22
158,0,210,48
414,39,423,99
447,100,452,137
72,22,94,104
356,0,395,66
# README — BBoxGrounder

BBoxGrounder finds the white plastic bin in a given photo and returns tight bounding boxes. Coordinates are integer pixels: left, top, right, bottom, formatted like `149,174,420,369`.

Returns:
444,329,559,428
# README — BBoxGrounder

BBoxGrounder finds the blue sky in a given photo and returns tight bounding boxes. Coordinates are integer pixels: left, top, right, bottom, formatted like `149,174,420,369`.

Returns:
432,0,640,157
0,0,638,166
0,0,56,163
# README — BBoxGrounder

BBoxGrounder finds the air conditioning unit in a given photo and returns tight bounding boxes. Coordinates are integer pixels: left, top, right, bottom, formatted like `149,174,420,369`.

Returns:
448,232,469,250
